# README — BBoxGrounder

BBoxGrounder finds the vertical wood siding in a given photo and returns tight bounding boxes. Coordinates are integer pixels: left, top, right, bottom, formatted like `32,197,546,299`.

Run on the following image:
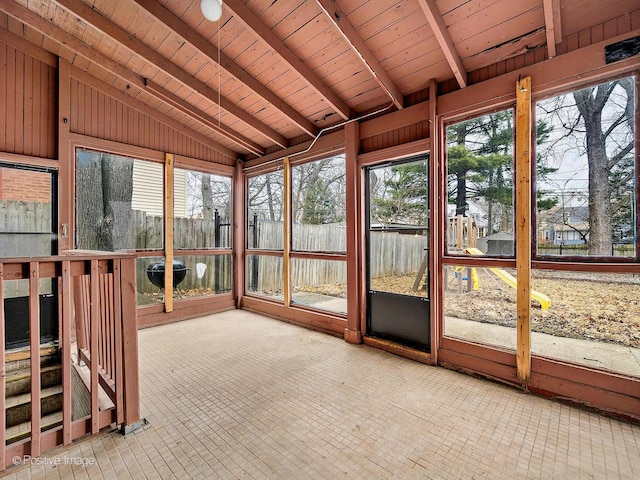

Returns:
360,120,430,154
0,40,56,159
69,78,233,165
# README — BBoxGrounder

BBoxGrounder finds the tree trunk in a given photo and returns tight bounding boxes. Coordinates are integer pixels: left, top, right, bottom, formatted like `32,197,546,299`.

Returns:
574,87,613,256
201,174,214,221
101,154,134,251
455,174,467,216
75,150,104,250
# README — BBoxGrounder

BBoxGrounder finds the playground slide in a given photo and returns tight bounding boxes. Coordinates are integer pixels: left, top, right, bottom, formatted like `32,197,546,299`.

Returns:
465,247,552,310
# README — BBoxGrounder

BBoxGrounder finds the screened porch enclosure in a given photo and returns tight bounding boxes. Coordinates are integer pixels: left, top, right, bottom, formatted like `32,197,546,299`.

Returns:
1,0,640,472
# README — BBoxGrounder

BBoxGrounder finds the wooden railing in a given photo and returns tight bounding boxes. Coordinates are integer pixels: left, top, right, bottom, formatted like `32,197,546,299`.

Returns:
0,252,139,471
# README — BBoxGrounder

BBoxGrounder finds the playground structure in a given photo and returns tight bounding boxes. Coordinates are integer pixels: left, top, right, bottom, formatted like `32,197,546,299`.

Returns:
464,248,551,310
415,215,551,310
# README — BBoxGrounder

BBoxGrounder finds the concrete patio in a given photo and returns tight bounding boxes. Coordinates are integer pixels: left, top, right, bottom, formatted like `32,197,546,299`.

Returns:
3,310,639,479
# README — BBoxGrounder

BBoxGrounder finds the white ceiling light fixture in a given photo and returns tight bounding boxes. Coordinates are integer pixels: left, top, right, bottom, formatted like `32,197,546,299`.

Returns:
201,0,223,22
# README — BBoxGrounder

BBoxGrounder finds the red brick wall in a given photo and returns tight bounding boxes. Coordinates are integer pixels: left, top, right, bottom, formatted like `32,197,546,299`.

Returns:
0,168,51,203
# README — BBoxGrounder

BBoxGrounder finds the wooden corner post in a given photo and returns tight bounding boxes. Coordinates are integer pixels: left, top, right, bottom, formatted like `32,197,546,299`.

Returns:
283,157,291,307
345,120,362,344
515,76,532,382
164,153,175,313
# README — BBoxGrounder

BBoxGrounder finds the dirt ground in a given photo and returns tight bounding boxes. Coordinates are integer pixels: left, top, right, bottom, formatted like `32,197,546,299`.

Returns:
373,269,640,348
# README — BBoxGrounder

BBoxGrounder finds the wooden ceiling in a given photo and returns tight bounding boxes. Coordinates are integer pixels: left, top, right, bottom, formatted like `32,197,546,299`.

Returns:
2,0,638,160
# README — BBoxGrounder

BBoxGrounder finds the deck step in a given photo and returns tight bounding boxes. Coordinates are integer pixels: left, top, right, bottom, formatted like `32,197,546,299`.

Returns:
6,385,63,429
5,364,63,397
5,411,63,445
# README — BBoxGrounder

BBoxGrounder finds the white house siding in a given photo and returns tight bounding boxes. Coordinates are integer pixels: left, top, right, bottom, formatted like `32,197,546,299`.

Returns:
131,160,187,217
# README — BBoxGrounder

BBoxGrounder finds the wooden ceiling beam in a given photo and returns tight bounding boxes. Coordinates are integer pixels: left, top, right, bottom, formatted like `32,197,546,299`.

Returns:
145,79,265,157
52,0,288,148
417,0,467,89
2,1,259,156
543,0,563,58
315,0,404,110
132,0,318,137
224,0,351,121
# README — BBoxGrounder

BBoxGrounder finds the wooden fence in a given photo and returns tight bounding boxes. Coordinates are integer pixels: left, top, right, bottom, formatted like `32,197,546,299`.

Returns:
250,221,425,292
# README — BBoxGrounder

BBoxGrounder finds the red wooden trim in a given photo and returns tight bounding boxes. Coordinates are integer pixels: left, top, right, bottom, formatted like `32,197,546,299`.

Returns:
531,356,639,398
29,262,41,457
89,260,100,435
429,78,440,365
69,133,164,164
233,162,245,307
242,297,346,336
120,257,140,426
0,152,58,169
438,349,520,385
289,251,347,260
363,336,432,364
137,296,236,329
357,139,430,167
58,57,72,251
245,249,284,257
173,249,234,257
529,371,640,422
360,102,430,140
0,264,5,470
113,260,124,425
61,260,72,445
440,336,517,366
173,155,235,176
345,120,361,342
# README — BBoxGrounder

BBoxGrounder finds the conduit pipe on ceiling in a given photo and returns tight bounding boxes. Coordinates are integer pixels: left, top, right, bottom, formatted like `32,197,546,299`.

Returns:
246,2,400,165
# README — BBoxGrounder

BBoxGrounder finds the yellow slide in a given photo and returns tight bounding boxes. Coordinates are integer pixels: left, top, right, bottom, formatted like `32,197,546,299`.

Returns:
465,248,551,310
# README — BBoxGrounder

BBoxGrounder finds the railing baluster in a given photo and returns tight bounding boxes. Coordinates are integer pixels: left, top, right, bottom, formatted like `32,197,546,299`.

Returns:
106,272,114,378
29,261,41,458
90,260,100,435
61,260,72,445
113,260,124,425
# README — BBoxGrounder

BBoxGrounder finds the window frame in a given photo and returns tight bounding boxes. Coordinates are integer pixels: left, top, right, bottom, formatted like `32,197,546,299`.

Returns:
531,72,639,265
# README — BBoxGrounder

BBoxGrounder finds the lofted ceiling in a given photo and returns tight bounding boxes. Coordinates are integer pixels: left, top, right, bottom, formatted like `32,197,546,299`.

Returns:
1,0,638,160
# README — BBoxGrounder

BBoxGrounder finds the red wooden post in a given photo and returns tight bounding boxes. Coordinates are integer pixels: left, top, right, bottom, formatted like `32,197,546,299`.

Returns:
0,263,5,469
120,256,140,428
90,260,100,434
61,260,73,445
29,262,41,457
113,259,124,425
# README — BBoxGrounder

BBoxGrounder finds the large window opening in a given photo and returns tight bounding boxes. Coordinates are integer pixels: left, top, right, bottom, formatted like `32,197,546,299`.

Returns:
245,154,348,316
531,76,638,376
535,77,637,259
445,110,515,257
75,148,233,307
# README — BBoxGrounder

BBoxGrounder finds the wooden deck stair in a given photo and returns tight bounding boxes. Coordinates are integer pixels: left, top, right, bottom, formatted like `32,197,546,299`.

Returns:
4,349,64,444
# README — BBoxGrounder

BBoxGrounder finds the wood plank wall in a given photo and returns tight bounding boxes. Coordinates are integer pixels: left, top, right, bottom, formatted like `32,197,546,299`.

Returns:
0,39,56,159
360,120,429,154
1,29,234,166
68,77,232,165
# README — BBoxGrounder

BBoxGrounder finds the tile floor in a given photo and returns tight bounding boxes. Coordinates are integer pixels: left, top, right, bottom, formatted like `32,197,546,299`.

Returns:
3,310,639,479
